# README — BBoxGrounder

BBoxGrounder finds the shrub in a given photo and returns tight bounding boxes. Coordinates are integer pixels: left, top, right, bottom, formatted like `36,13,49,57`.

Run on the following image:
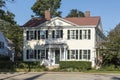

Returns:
0,61,48,72
0,61,14,70
59,61,91,71
0,55,10,61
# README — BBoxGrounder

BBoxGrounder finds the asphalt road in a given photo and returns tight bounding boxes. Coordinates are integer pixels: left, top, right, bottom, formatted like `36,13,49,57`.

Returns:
0,72,120,80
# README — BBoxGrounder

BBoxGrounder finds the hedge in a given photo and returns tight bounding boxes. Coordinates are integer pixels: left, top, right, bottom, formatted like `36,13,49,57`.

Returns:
0,61,47,72
0,55,10,61
59,61,91,70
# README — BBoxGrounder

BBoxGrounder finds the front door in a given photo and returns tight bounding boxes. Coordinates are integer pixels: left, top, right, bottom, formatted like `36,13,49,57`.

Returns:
55,50,60,64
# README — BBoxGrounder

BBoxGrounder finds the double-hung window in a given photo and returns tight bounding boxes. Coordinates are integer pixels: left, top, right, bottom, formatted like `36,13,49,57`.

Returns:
40,30,46,39
29,31,34,40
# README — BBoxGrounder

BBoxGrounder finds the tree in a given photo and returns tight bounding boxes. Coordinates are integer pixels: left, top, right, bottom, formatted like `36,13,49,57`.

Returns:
0,20,23,60
66,9,85,18
31,0,62,18
100,25,120,68
0,0,16,24
0,0,23,60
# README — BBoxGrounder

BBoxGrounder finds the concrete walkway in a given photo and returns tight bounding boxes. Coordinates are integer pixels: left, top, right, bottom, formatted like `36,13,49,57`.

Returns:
0,72,120,80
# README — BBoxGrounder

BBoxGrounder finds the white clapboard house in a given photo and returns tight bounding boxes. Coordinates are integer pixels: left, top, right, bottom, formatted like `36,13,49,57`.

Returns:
23,11,105,67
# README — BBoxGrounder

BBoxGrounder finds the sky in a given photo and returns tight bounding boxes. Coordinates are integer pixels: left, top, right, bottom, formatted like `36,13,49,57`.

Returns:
6,0,120,33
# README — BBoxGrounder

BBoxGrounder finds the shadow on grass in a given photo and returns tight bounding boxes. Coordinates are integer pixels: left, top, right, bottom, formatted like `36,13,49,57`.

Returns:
0,72,28,80
112,77,120,80
24,73,46,80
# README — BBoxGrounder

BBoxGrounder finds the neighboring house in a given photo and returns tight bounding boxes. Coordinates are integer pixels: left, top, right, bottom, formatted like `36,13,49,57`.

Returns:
0,32,14,61
23,11,106,67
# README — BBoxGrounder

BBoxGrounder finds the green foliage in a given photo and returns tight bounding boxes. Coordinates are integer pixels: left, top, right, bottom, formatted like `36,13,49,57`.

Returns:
0,55,10,61
100,29,120,67
31,0,62,17
0,21,23,60
66,9,85,18
0,61,48,72
0,0,16,24
59,61,91,71
0,61,14,70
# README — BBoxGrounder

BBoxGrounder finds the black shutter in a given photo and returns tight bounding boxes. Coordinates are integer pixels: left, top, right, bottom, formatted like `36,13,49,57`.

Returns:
60,30,63,38
38,50,40,59
34,30,37,40
26,31,29,40
76,30,78,39
26,50,29,59
88,30,91,39
52,30,55,38
46,30,48,39
34,50,37,59
38,30,40,40
80,30,82,39
67,30,70,39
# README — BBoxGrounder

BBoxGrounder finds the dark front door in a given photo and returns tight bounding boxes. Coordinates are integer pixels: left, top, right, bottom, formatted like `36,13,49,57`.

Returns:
55,50,60,64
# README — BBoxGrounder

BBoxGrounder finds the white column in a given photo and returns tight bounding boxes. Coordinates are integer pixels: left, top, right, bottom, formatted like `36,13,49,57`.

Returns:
66,49,67,60
64,48,66,60
48,47,51,66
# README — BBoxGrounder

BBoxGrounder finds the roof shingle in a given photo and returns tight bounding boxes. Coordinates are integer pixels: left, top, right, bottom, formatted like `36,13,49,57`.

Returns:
64,17,100,26
23,16,100,27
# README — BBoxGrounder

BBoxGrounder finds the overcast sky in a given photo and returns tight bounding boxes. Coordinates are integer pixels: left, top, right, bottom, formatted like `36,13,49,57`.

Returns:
6,0,120,33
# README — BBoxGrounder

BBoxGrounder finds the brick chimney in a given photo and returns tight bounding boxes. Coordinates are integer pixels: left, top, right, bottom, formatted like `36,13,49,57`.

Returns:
45,10,51,20
85,11,90,17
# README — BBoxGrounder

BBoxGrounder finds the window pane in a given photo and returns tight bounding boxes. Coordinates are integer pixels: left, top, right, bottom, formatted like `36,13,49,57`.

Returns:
83,50,87,59
56,30,60,38
71,30,76,39
30,31,34,40
41,50,45,59
40,30,46,39
30,50,34,59
71,50,76,59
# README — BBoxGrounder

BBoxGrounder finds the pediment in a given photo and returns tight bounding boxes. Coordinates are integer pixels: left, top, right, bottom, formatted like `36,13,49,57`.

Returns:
36,17,78,28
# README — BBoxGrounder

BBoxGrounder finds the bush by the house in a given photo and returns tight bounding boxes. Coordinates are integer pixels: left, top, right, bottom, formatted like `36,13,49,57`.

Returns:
0,55,10,61
59,61,91,71
0,61,48,72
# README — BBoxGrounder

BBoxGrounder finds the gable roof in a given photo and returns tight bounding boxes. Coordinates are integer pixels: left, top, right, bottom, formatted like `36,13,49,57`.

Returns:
23,18,47,27
64,17,100,26
23,16,100,27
